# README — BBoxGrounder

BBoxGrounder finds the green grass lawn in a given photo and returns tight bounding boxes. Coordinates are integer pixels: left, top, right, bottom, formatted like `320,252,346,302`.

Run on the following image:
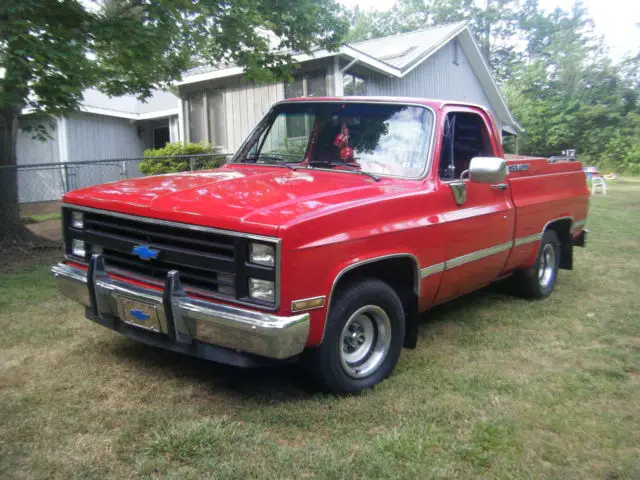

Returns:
22,212,62,224
1,180,639,479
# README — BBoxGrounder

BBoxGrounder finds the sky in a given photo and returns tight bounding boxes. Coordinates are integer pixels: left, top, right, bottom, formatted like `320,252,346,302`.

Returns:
339,0,640,62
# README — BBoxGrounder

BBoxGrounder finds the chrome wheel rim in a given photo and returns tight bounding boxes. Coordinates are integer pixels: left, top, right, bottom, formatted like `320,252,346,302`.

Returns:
538,243,556,289
339,305,392,379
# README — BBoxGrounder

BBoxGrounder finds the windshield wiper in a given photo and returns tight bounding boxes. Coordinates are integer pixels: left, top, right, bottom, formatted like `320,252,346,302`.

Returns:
308,161,380,182
246,156,299,170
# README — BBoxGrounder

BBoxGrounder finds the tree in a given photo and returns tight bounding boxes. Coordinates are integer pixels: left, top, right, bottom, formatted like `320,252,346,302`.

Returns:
504,0,640,167
0,0,347,248
346,0,639,172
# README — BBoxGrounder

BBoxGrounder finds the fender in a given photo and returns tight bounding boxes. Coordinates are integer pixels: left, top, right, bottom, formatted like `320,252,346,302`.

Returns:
321,252,421,343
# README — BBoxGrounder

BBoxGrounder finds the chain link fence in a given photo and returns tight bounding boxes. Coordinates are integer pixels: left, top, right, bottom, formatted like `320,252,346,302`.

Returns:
1,153,231,238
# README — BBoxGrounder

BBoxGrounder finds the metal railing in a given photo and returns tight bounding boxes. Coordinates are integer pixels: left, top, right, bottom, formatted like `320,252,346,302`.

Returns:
0,153,231,224
1,153,232,207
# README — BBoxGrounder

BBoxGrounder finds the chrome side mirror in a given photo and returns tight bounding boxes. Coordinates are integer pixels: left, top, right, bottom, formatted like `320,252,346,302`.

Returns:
468,157,507,184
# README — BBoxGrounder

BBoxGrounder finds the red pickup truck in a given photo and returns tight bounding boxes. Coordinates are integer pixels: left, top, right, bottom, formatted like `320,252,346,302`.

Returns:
52,97,589,393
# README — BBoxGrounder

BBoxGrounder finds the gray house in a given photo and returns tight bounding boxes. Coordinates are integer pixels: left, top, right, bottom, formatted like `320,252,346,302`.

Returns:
176,21,521,154
17,89,180,203
16,22,520,205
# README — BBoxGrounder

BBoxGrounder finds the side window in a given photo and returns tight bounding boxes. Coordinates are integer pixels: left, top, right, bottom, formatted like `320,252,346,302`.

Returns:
439,112,494,180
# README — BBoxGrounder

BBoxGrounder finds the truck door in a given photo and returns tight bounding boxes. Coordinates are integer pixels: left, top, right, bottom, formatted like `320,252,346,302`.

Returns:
433,107,515,303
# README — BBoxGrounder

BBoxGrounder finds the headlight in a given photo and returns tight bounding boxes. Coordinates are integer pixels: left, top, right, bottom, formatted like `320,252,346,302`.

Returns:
248,278,275,303
72,239,86,258
249,242,275,267
71,211,84,229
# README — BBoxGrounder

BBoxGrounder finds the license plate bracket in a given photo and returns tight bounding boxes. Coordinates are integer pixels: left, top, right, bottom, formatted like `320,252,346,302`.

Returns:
117,298,161,333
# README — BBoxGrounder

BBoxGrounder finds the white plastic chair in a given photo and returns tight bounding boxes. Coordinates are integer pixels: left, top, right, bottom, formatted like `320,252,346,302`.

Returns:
591,175,607,196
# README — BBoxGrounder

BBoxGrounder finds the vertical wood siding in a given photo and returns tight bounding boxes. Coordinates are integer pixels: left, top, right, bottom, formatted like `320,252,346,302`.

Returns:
65,113,146,161
16,116,65,203
17,117,60,165
65,113,147,191
351,41,497,122
223,81,284,151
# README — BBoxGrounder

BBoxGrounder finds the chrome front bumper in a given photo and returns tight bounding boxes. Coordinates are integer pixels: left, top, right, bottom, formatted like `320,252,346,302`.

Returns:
50,255,310,362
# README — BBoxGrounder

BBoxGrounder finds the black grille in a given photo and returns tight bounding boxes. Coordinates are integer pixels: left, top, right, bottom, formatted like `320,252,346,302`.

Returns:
62,208,277,307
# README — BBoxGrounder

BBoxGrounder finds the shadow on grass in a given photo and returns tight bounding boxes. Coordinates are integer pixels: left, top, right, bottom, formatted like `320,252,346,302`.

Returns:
418,280,515,326
103,281,516,400
109,338,310,400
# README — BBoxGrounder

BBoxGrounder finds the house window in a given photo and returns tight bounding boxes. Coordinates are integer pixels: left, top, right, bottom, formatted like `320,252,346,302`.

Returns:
284,77,304,99
284,70,327,138
343,73,365,96
186,90,226,149
207,91,226,149
307,72,327,97
284,70,327,99
187,93,206,143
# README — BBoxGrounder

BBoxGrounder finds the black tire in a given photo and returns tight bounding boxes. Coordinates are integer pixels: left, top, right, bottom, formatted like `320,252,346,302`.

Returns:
303,278,405,394
514,229,561,299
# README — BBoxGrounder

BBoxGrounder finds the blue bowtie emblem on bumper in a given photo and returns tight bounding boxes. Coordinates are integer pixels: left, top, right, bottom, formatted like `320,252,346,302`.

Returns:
129,309,151,321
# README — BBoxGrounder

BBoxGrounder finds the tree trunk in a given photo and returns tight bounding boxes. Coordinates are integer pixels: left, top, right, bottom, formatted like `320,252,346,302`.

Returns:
483,0,492,67
0,107,22,235
0,107,57,251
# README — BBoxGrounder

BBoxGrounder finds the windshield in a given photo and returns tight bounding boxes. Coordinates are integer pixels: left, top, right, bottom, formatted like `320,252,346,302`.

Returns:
233,102,434,178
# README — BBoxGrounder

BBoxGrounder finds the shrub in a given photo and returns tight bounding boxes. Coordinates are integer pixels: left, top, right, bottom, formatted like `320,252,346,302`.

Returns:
139,142,227,175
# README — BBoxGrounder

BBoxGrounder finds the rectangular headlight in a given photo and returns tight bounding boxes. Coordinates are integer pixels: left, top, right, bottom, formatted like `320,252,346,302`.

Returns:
248,278,275,303
249,242,275,267
72,239,86,258
71,211,84,229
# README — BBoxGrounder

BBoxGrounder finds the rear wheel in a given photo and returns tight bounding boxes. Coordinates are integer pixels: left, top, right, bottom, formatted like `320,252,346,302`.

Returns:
303,278,405,393
514,229,560,298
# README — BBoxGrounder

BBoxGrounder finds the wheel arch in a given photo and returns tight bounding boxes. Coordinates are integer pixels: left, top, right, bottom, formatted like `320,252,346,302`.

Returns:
543,216,574,270
322,253,420,348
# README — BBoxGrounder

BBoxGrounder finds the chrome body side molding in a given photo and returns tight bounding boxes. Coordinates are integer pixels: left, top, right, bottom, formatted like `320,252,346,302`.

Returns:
444,241,514,270
514,233,543,247
420,262,445,278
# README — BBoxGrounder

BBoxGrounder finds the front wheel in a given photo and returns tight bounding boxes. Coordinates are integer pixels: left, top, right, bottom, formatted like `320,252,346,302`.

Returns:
303,278,405,393
514,229,560,299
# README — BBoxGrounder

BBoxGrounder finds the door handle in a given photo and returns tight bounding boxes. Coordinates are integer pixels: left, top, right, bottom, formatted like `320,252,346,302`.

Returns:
490,183,508,190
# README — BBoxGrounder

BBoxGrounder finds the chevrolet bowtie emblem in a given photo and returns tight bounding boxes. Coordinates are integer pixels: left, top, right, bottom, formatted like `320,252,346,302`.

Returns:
129,309,150,321
132,245,160,260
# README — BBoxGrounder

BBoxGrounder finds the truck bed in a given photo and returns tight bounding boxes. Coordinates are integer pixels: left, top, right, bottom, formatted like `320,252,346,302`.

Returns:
501,154,589,273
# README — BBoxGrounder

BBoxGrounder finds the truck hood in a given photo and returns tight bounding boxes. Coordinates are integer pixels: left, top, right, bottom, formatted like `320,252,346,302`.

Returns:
64,164,408,236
